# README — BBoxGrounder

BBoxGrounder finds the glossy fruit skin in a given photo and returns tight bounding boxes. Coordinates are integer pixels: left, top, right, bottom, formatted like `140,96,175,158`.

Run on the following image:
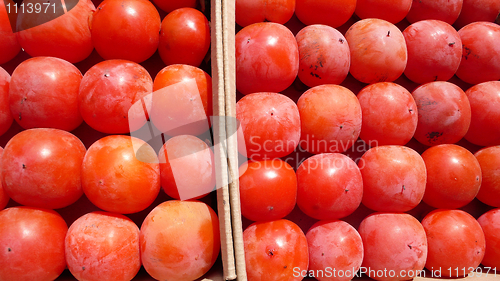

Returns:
295,0,356,28
239,159,297,221
403,20,462,84
306,220,363,281
159,8,210,67
65,211,141,281
422,209,485,277
235,0,295,27
477,208,500,267
0,206,68,281
412,82,471,146
406,0,463,24
244,219,308,281
357,82,417,146
360,146,426,212
159,135,215,200
359,213,428,281
9,57,83,131
235,22,299,95
79,60,152,134
236,92,300,160
0,67,12,136
422,144,482,209
345,19,407,84
1,128,86,209
151,0,196,13
456,22,500,84
297,153,362,220
297,84,361,154
296,25,350,87
151,64,212,136
90,0,161,63
455,0,500,28
153,64,212,120
140,200,220,281
464,81,500,146
474,146,500,207
16,0,95,63
81,135,160,214
0,0,21,64
355,0,412,23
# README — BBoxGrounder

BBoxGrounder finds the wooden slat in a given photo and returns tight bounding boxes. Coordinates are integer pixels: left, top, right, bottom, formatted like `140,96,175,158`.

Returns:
221,0,247,280
211,0,237,279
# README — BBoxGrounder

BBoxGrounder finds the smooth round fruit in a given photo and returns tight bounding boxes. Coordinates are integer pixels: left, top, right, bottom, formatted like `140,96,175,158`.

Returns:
151,0,196,14
1,128,86,209
360,146,426,212
244,219,308,281
159,135,215,200
422,209,485,277
296,25,350,87
140,200,220,281
455,0,500,28
297,153,363,220
235,0,295,27
81,135,160,214
90,0,161,63
406,0,463,24
9,57,83,131
236,92,300,160
422,144,482,209
345,18,407,84
0,206,67,281
403,20,462,84
159,8,210,67
0,0,20,64
0,67,12,136
355,0,412,23
295,0,356,28
235,22,299,95
239,159,297,221
151,65,212,136
456,22,500,85
464,81,500,146
16,0,95,63
79,60,152,134
153,64,212,125
359,213,428,281
412,81,471,146
477,208,500,267
357,82,417,146
474,146,500,207
298,84,361,154
65,211,141,281
306,220,363,281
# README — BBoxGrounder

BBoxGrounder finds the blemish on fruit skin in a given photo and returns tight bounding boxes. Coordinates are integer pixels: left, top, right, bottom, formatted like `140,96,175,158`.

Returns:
22,164,26,169
426,131,443,142
7,247,11,252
